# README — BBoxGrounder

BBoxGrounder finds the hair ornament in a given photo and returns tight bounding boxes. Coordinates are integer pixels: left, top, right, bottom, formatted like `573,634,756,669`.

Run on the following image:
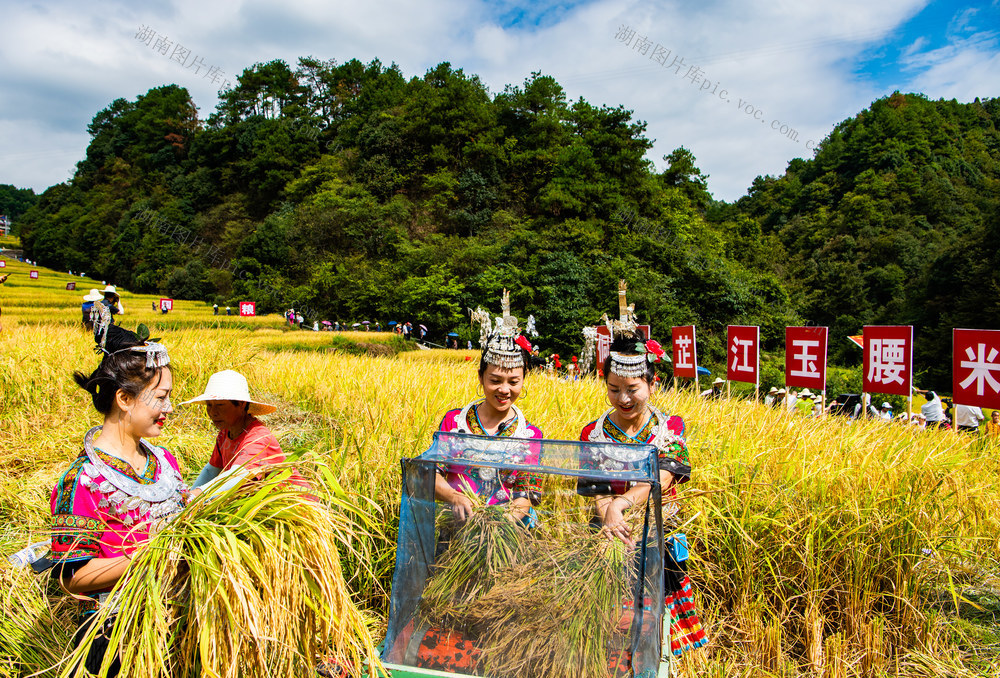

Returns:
476,289,526,369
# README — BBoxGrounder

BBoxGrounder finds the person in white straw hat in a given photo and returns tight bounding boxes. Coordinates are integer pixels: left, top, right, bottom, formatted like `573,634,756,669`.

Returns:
181,369,287,493
81,289,102,331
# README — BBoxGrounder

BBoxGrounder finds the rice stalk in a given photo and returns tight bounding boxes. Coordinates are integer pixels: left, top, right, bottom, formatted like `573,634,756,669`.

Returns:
59,461,381,678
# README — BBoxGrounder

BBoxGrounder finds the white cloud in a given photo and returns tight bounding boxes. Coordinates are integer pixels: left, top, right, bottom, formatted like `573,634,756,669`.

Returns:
1,0,994,203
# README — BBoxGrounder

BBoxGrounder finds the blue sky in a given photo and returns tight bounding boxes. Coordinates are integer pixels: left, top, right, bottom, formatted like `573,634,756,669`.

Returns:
0,0,997,202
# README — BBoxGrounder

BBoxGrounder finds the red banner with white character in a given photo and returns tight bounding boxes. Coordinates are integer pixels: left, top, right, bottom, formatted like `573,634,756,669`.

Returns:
953,328,1000,409
727,325,759,385
671,325,698,378
785,326,829,391
862,325,913,397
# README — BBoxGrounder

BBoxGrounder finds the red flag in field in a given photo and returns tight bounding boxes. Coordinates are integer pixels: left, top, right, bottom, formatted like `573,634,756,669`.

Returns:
785,326,828,391
66,282,76,291
0,260,6,268
862,325,913,396
239,301,256,317
727,325,759,385
29,270,38,279
159,298,173,312
953,328,1000,409
671,325,697,378
595,324,651,366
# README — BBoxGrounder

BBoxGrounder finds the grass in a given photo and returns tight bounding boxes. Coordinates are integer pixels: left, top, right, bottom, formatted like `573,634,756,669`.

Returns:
3,259,1000,676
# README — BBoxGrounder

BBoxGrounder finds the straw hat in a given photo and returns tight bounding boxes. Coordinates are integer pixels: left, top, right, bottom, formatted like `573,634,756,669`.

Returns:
712,377,725,386
180,369,277,415
102,284,118,296
83,288,103,302
768,387,778,394
799,388,813,397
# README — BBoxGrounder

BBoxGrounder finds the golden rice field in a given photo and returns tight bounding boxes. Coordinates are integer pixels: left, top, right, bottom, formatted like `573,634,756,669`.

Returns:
2,257,1000,677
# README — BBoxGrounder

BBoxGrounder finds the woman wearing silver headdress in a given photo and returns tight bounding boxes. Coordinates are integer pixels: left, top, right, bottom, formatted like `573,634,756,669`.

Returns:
48,322,185,676
435,291,543,523
578,328,707,657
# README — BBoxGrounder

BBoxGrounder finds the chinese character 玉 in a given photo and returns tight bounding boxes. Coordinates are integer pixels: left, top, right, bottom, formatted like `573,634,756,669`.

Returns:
790,339,819,378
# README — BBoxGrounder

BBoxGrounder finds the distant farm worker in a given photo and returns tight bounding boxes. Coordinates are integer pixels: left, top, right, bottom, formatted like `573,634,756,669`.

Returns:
987,411,1000,438
151,301,157,312
101,285,124,319
577,328,708,657
213,303,219,315
0,272,7,331
763,387,778,407
700,377,725,399
795,389,815,416
915,388,947,429
955,403,985,434
182,370,288,494
225,306,231,316
435,290,543,525
81,289,102,331
48,320,183,676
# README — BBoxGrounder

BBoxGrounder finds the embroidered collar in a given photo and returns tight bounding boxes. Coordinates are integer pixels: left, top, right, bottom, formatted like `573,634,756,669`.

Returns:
603,410,657,444
455,400,529,439
587,406,680,461
82,426,184,504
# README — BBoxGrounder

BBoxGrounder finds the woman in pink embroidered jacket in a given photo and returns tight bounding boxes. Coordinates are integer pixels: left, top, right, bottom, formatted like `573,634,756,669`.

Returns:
49,322,186,676
434,316,543,524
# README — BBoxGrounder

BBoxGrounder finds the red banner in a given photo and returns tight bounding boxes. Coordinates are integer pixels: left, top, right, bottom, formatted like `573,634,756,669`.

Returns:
953,328,1000,409
239,301,256,317
595,324,651,366
159,298,173,312
29,270,38,279
671,325,698,378
66,282,76,291
0,260,6,268
727,325,759,385
862,325,913,397
785,326,829,391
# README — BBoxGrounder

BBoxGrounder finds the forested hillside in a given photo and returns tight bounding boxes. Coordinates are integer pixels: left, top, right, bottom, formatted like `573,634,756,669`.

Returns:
13,57,1000,387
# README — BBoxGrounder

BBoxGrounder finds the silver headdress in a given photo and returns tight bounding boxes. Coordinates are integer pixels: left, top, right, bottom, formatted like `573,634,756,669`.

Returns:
127,342,171,368
605,280,658,378
475,289,528,370
609,351,648,378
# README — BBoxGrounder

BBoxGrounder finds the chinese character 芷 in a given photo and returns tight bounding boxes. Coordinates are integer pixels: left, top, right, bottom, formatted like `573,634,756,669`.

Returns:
675,335,693,369
959,343,1000,396
790,339,819,378
730,337,754,373
867,338,906,386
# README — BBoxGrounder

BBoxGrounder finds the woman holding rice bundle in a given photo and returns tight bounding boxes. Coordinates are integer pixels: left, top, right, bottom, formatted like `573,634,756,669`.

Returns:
578,325,708,658
435,290,543,524
50,320,185,676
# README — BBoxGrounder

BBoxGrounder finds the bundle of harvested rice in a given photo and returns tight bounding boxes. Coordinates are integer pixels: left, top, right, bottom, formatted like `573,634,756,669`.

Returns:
420,504,637,678
62,461,382,678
